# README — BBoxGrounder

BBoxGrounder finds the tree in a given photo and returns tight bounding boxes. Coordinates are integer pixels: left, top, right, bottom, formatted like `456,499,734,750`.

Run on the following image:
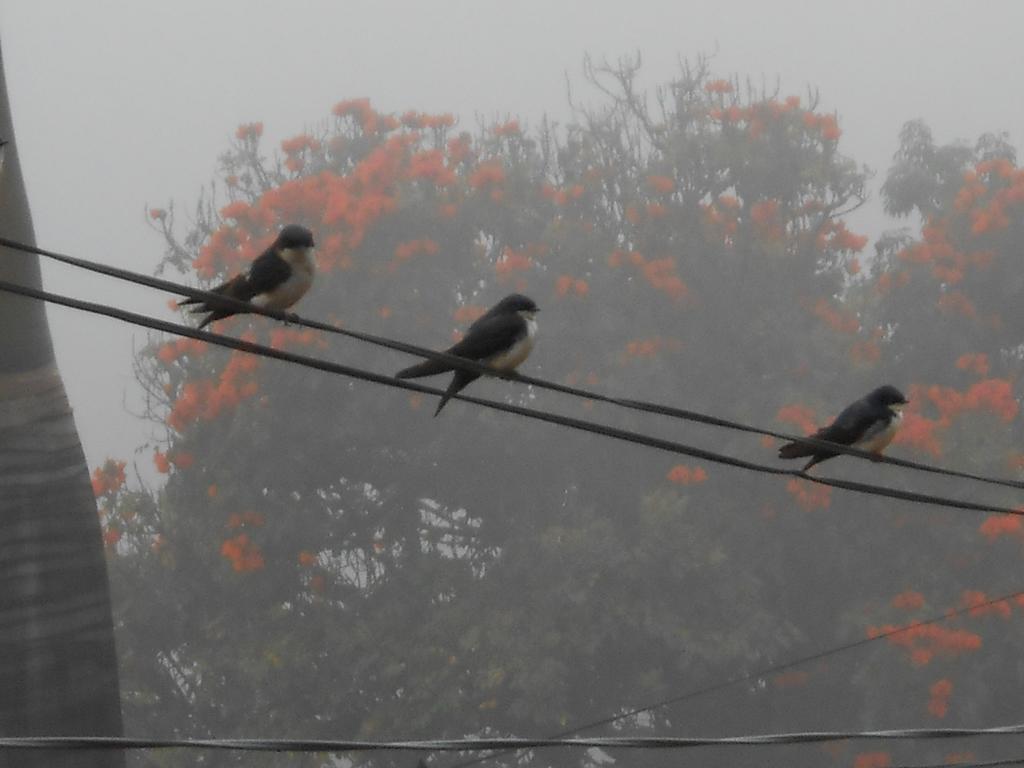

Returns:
102,58,1024,768
0,42,123,767
845,122,1024,746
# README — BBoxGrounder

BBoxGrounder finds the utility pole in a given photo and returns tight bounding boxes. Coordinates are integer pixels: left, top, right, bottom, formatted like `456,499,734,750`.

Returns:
0,42,124,768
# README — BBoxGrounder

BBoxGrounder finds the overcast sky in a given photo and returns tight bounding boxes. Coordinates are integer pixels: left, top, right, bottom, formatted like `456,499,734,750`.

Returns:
2,0,1023,474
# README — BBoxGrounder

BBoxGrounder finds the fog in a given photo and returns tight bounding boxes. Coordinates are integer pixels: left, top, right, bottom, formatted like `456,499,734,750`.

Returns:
3,2,1024,767
3,1,1022,470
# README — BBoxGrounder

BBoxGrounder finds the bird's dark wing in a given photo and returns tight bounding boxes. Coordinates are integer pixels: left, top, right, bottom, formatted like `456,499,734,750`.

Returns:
433,369,479,417
177,274,254,328
245,248,292,297
778,396,879,460
178,271,253,307
816,398,881,446
449,313,526,360
396,313,526,379
396,356,453,379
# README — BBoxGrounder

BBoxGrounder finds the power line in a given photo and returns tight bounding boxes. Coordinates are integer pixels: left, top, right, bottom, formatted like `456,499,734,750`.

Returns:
439,586,1024,768
2,256,1023,768
0,277,1020,519
894,759,1024,768
3,234,1022,493
2,724,1024,753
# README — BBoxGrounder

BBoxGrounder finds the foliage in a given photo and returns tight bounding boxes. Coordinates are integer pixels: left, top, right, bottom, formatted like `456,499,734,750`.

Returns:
94,56,1024,768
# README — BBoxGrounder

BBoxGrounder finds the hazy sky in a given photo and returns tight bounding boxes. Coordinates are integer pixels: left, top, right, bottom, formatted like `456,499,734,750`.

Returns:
2,0,1023,473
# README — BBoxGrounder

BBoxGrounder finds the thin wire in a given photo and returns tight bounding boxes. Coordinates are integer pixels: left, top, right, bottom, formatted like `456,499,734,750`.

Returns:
439,586,1024,768
893,759,1024,768
3,725,1024,753
3,234,1022,492
0,277,1020,518
2,277,1022,767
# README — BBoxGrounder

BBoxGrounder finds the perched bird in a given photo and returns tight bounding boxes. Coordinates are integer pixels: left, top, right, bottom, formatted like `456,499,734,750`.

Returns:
778,384,909,471
396,294,539,417
179,224,316,329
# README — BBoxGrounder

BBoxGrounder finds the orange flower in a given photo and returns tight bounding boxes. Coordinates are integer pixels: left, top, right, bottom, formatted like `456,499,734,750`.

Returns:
157,344,178,364
979,513,1023,541
298,550,318,567
812,298,859,334
955,353,989,376
235,122,263,141
446,134,473,163
495,247,531,277
928,678,953,718
667,465,708,485
646,175,675,194
407,150,457,186
750,199,779,226
848,340,881,365
171,452,194,470
468,160,506,189
776,404,817,436
91,459,127,497
637,257,688,301
965,378,1017,421
555,275,573,297
221,533,265,572
866,620,981,664
207,484,218,498
785,478,831,511
453,305,486,324
960,590,1012,619
332,97,372,119
853,752,891,768
280,134,319,154
493,120,521,137
704,79,733,94
891,590,925,610
819,114,841,141
153,451,170,474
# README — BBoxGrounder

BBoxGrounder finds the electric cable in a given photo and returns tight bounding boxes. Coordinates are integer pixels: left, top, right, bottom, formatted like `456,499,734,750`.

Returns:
2,235,1021,492
0,277,1020,518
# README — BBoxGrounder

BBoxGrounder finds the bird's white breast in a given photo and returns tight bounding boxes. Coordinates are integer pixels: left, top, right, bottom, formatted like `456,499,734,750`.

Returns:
486,313,537,372
854,410,902,454
252,246,315,311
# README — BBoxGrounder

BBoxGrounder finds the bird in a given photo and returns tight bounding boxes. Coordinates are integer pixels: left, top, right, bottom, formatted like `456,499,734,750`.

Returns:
396,294,539,417
179,224,316,329
778,384,909,471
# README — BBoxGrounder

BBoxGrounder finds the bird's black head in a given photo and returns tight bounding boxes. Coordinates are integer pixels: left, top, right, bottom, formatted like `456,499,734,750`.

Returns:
493,294,539,314
276,224,315,250
869,384,909,407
